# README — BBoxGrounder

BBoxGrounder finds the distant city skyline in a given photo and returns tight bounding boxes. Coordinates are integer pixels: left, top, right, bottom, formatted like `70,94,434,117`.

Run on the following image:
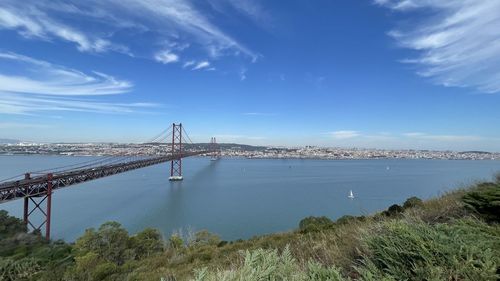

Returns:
1,0,500,152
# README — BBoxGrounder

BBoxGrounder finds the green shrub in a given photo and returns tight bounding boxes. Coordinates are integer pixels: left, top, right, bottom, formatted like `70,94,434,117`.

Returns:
359,218,500,280
336,215,365,225
74,222,130,265
382,204,403,217
0,210,26,239
336,215,357,225
462,183,500,222
189,230,221,247
402,196,423,209
129,228,164,259
299,216,335,233
169,234,184,250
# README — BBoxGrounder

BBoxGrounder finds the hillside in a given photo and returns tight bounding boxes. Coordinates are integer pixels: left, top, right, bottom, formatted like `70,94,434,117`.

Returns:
0,174,499,280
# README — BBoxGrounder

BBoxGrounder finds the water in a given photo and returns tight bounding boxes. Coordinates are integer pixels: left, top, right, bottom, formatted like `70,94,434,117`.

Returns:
1,155,500,242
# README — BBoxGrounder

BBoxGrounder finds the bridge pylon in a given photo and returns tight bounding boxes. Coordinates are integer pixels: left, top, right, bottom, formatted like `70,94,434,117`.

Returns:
22,172,53,240
169,123,183,181
209,137,221,161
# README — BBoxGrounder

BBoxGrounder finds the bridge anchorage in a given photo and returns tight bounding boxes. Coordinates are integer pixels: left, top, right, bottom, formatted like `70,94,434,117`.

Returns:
0,123,219,240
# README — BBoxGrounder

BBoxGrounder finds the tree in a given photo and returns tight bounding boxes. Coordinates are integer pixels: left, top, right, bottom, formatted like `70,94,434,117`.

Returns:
130,228,163,259
74,222,130,265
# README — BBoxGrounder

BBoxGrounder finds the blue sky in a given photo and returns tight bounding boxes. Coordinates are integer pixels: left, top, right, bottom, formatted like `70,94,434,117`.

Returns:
0,0,499,151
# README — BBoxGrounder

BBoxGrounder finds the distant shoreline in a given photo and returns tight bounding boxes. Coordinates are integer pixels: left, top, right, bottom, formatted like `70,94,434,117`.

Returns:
1,153,498,161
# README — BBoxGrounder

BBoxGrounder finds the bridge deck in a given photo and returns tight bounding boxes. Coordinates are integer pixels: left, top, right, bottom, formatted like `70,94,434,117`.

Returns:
0,151,208,203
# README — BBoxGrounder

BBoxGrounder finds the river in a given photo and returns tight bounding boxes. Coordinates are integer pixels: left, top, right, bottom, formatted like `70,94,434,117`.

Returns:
1,155,499,241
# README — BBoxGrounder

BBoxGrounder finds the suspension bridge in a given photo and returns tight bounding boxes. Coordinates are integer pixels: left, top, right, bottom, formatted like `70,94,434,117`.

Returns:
0,123,221,240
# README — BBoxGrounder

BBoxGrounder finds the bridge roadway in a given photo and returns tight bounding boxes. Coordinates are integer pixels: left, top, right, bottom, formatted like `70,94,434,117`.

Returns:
0,151,208,203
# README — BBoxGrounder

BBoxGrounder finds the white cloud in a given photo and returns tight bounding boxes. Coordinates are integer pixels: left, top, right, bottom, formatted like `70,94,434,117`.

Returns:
208,0,271,29
403,132,482,142
329,131,361,140
0,122,51,129
0,52,131,96
0,51,157,115
239,68,247,81
376,0,500,93
215,134,266,141
242,112,275,116
154,50,179,64
0,3,126,53
182,60,196,68
192,61,210,70
0,0,258,63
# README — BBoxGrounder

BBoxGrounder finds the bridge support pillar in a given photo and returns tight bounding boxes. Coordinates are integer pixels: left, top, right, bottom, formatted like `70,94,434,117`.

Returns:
23,173,53,240
23,173,30,225
209,137,221,161
169,123,183,181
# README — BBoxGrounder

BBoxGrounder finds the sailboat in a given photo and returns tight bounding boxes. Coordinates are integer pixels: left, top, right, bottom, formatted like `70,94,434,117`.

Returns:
348,190,354,199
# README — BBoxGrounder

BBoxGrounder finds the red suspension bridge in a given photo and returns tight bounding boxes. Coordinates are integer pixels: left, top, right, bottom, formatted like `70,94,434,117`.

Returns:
0,123,220,240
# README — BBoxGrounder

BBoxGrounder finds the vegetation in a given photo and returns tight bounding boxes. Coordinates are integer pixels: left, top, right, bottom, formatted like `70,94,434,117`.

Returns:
1,176,499,280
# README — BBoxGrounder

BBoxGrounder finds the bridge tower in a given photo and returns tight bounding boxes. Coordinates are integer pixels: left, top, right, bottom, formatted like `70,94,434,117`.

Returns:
23,172,53,240
169,123,183,181
209,137,221,161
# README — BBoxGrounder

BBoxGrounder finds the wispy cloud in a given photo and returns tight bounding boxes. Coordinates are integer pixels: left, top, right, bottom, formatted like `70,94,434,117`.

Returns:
192,61,211,70
208,0,271,29
154,50,179,64
0,51,157,115
0,122,52,129
242,112,276,116
239,67,247,81
215,134,266,141
182,60,196,68
376,0,500,93
403,132,482,142
0,2,127,53
0,52,131,96
0,0,259,64
329,131,361,140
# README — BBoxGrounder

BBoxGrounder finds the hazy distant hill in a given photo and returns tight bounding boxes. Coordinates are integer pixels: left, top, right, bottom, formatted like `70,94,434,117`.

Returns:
143,142,267,151
0,138,20,144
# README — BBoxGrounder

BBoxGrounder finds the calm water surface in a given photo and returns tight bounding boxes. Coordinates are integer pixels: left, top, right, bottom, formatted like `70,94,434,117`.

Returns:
1,155,500,241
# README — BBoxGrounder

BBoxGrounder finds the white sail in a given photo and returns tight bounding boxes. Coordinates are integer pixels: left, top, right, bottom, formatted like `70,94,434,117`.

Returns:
348,190,354,199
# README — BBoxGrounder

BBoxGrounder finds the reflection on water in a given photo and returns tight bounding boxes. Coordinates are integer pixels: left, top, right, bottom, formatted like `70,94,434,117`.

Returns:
1,155,499,241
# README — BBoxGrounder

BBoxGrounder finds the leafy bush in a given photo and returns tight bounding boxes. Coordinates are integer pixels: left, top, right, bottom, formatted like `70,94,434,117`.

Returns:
189,230,221,247
169,234,184,249
299,216,335,233
402,196,423,209
0,210,26,239
336,215,365,225
382,204,403,217
462,182,500,222
129,228,164,259
73,222,130,265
